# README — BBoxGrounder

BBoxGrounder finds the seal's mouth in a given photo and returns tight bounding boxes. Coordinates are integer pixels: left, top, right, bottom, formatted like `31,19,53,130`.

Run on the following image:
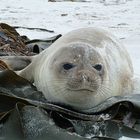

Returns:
68,88,94,92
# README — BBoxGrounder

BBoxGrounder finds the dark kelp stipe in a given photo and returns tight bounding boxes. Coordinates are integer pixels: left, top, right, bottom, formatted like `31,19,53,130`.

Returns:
0,70,140,140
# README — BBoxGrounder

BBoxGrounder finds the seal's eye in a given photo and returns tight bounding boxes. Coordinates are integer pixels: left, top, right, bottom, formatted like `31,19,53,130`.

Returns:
63,63,74,70
93,64,102,71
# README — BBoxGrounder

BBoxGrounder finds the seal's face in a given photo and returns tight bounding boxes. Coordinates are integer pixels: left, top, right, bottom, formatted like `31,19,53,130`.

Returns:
19,28,133,112
46,43,108,110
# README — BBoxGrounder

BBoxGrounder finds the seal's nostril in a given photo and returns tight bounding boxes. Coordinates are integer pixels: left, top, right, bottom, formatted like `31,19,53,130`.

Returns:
80,72,91,82
93,64,102,71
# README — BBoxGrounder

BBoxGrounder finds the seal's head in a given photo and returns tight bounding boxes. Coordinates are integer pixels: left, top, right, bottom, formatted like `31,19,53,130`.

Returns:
20,28,133,112
37,43,111,111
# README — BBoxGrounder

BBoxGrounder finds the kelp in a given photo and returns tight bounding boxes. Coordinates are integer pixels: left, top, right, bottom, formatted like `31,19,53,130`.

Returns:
0,23,62,56
0,70,140,140
0,23,31,56
0,23,62,71
25,34,62,52
0,23,140,140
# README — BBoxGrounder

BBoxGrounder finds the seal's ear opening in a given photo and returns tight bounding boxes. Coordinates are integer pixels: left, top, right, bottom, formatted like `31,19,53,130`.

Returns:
33,44,40,54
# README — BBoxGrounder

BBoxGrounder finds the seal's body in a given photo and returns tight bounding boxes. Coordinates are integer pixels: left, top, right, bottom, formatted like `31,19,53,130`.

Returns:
18,28,133,111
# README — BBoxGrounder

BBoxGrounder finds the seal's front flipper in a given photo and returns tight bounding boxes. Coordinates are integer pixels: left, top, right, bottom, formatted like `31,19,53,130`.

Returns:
0,56,33,71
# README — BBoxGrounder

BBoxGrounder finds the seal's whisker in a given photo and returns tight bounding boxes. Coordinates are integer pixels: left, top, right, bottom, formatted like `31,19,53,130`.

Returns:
47,84,69,96
97,85,112,96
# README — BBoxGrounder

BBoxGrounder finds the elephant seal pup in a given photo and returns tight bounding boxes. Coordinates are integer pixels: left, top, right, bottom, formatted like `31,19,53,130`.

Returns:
18,27,134,112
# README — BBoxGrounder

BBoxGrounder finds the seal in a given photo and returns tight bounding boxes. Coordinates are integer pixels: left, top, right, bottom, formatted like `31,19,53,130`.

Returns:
18,27,134,112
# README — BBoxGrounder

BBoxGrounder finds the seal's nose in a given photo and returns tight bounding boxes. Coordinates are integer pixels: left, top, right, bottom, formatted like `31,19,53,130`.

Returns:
77,70,91,83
